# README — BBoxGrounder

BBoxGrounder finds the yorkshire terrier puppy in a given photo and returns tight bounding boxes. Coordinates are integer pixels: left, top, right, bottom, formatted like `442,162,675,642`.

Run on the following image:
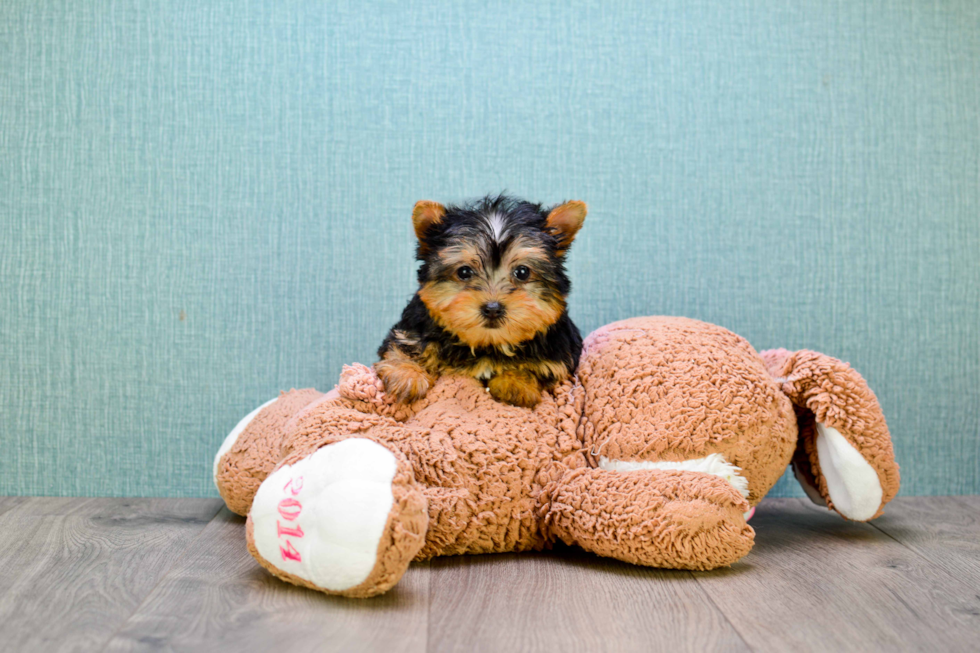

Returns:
376,195,586,408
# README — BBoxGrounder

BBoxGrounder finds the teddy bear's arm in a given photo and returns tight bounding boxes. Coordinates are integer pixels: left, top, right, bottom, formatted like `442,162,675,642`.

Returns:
761,349,900,521
541,466,755,570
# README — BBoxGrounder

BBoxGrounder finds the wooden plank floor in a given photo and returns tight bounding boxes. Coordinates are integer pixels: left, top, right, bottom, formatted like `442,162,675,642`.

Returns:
0,497,977,652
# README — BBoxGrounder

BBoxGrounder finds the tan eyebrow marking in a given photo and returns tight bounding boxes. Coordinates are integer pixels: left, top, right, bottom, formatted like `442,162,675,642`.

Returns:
438,244,483,270
501,244,549,270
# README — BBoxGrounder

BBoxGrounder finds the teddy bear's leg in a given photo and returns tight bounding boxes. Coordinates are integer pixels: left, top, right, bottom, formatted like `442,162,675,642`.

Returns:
761,349,900,521
214,388,331,515
246,437,429,598
542,467,755,570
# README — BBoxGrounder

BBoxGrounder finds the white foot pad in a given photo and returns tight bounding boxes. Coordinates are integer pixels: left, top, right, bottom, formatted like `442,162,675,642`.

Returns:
250,438,397,592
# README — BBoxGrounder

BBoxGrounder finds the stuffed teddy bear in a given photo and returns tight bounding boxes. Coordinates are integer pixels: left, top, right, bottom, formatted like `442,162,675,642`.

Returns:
214,316,899,598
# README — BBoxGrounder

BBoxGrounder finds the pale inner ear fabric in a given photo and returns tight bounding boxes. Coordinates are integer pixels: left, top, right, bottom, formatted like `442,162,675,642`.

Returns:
815,423,883,521
212,397,278,483
250,438,396,592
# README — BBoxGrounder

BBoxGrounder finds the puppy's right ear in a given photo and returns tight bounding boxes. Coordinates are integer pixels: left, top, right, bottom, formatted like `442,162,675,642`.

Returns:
545,200,587,255
412,201,446,241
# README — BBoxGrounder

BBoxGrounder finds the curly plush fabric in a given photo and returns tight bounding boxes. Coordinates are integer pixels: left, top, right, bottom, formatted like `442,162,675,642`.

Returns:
543,467,754,570
214,316,899,597
216,388,324,516
761,348,900,519
577,318,798,504
274,367,585,557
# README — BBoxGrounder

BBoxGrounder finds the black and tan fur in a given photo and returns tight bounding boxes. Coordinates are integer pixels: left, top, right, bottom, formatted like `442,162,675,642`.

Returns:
376,195,586,407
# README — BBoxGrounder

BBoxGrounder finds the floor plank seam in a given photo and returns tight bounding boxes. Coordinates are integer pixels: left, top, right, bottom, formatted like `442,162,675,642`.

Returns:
95,500,225,653
866,518,975,588
682,568,756,652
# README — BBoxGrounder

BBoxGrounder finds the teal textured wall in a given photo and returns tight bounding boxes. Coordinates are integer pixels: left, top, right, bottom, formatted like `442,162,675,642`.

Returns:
1,1,978,498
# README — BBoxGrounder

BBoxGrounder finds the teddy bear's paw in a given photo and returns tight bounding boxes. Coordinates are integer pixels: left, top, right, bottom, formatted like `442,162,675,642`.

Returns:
543,467,755,570
657,497,756,569
247,438,428,597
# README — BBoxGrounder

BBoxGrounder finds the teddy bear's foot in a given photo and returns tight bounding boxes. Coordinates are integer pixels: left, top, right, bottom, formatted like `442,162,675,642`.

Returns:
246,438,428,598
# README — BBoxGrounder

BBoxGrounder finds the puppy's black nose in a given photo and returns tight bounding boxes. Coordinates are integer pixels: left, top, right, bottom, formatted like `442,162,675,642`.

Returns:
480,301,505,320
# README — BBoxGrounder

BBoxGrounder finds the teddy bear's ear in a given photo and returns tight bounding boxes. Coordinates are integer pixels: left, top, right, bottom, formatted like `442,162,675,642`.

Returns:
545,201,587,255
412,201,446,241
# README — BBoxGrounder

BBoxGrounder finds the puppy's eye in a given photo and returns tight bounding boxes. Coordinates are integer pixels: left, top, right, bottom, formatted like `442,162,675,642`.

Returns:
457,266,475,281
513,265,531,282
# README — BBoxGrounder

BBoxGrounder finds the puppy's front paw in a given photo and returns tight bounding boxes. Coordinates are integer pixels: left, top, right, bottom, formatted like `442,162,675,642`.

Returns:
488,370,542,408
374,358,434,404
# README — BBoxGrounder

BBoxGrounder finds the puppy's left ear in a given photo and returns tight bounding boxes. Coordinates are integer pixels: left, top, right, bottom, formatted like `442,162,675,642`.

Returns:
545,201,587,255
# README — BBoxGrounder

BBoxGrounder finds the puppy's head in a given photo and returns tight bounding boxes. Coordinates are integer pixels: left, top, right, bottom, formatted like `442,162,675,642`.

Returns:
411,195,586,349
